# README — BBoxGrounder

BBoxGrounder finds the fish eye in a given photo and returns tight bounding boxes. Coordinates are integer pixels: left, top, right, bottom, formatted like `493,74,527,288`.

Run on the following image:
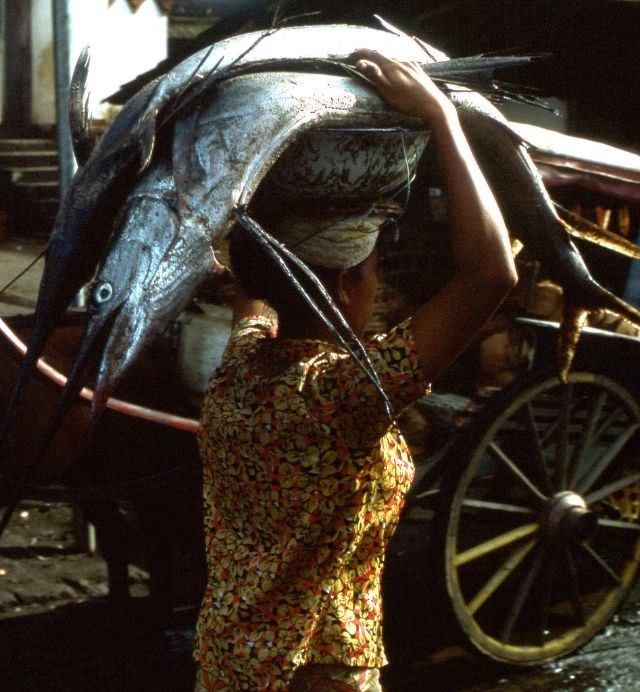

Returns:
93,281,113,305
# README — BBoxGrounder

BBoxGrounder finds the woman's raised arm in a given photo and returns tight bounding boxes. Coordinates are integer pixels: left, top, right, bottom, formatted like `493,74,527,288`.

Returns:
356,50,518,382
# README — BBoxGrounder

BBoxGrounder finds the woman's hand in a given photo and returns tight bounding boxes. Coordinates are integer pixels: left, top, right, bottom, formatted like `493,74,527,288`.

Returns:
353,49,456,125
353,49,517,383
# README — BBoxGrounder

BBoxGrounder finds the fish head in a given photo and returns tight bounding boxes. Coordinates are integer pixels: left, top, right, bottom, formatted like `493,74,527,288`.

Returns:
82,153,219,416
87,160,178,325
65,159,203,418
91,232,216,418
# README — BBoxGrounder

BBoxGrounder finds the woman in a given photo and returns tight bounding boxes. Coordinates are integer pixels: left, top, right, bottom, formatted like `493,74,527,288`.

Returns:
194,50,517,690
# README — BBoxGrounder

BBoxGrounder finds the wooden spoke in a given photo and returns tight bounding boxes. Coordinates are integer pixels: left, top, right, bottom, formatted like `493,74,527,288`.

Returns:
586,472,640,505
569,390,608,488
540,398,578,446
534,550,558,646
597,517,640,533
461,498,535,516
454,523,539,567
488,442,548,503
580,543,622,585
577,426,640,494
592,406,628,450
466,539,537,616
500,547,543,643
563,546,585,626
555,384,573,489
523,402,553,494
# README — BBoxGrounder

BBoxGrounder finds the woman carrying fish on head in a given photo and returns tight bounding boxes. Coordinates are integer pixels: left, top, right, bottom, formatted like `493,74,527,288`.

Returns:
194,50,517,691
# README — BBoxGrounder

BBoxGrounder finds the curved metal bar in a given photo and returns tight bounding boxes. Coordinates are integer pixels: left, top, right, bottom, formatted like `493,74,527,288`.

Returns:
0,316,199,433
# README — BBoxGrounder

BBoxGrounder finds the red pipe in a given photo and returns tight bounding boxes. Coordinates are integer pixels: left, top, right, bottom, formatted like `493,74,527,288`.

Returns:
0,316,200,434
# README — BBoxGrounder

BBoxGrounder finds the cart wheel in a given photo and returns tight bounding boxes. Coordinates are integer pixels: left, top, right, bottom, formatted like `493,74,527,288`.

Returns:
435,369,640,665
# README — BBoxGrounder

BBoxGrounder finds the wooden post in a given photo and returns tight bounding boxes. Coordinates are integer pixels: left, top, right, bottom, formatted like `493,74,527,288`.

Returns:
2,0,32,135
52,0,74,199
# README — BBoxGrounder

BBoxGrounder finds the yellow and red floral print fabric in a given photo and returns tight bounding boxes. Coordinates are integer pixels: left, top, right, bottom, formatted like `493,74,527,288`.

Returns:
195,316,428,689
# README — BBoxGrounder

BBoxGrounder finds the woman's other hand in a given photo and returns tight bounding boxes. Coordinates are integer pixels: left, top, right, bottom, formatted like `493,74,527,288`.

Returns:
353,49,455,125
353,48,517,383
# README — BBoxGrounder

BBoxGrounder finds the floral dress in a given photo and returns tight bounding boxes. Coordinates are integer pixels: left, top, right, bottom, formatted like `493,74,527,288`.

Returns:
195,315,429,689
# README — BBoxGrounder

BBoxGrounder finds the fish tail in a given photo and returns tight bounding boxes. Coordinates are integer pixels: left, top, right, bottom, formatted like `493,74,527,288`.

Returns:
558,285,640,382
69,45,96,167
592,287,640,327
558,207,640,261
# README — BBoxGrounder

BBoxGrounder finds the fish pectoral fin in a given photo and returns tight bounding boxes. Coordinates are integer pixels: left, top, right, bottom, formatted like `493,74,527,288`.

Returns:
557,304,589,383
557,206,640,261
138,115,157,173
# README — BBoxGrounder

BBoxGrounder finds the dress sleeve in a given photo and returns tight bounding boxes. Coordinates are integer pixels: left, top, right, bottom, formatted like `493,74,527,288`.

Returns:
226,315,277,347
309,318,430,445
364,317,431,413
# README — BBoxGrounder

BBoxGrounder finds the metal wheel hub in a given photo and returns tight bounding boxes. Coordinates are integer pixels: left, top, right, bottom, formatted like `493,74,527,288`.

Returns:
543,490,598,544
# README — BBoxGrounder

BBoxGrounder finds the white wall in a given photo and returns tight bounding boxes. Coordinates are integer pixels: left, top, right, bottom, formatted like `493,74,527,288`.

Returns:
31,0,56,126
1,0,168,129
0,5,4,125
69,0,168,120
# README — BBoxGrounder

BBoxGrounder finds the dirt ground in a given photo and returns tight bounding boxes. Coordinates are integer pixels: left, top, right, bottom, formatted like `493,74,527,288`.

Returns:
4,499,640,692
0,500,198,692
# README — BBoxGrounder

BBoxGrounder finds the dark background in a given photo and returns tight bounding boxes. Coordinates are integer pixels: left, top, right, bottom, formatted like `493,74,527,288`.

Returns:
166,0,640,149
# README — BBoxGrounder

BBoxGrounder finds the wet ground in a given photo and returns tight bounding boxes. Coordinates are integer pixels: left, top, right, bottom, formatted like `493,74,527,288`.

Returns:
0,500,193,692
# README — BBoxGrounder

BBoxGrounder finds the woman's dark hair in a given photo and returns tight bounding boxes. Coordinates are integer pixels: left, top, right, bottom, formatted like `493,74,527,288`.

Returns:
228,223,365,320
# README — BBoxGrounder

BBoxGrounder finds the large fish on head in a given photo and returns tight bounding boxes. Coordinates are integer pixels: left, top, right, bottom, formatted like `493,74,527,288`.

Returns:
83,22,640,415
0,19,542,455
4,19,640,466
86,68,432,419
